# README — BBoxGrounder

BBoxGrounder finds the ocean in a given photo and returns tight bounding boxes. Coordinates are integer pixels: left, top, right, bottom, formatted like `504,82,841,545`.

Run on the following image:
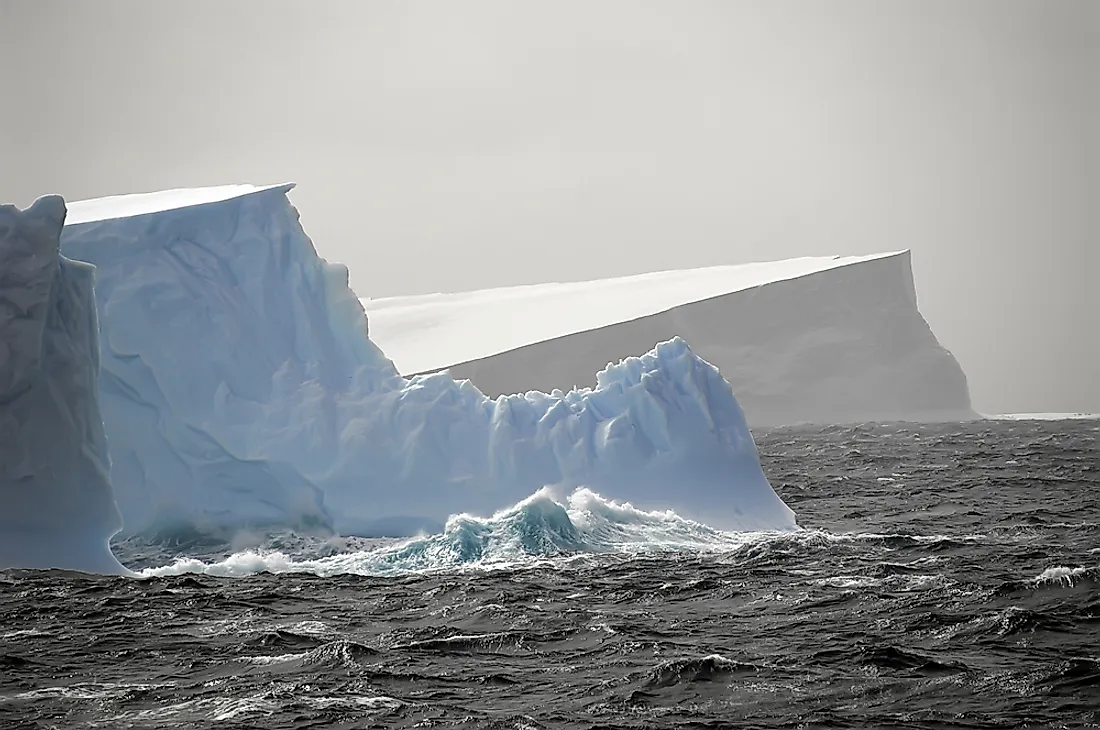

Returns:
2,418,1097,729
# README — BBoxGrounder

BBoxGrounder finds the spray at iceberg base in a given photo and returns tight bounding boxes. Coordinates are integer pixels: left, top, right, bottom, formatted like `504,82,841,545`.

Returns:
141,486,769,578
60,184,798,550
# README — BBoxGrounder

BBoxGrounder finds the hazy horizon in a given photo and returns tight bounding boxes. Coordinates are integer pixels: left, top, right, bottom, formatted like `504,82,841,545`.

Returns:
1,0,1096,415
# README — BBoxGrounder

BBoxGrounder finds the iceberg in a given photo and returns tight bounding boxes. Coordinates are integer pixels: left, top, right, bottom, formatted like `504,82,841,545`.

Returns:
61,185,342,538
0,196,126,574
60,184,796,539
366,252,976,426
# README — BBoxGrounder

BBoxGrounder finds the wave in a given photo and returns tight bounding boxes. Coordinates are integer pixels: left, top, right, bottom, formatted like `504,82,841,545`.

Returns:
1033,565,1098,586
139,487,769,578
132,489,1031,581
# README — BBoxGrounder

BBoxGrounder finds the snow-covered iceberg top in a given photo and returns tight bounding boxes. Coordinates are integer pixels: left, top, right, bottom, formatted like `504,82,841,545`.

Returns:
365,252,906,376
0,195,126,574
61,183,797,541
65,183,290,226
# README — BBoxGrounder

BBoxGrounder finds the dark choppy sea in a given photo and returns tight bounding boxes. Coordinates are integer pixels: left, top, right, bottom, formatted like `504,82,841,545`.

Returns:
2,418,1097,729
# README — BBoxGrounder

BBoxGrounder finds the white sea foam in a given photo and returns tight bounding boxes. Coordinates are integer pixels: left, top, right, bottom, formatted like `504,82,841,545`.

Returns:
1034,565,1096,586
140,487,771,578
136,486,1012,581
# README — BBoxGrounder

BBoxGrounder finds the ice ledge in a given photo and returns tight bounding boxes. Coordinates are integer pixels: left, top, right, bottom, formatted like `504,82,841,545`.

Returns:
365,251,913,377
66,183,295,226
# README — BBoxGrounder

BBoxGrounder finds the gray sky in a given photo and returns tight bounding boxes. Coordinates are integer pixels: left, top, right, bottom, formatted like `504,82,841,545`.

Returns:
1,0,1096,415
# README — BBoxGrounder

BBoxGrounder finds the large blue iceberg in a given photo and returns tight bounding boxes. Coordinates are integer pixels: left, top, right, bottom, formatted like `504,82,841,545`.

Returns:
60,184,797,539
0,196,126,573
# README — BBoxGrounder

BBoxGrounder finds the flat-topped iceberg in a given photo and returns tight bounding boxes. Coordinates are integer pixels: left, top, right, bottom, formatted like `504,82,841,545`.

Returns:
61,184,796,539
366,252,975,426
0,196,126,573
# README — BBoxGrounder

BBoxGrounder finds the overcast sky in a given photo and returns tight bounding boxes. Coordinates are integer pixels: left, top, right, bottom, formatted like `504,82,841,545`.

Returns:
1,0,1096,414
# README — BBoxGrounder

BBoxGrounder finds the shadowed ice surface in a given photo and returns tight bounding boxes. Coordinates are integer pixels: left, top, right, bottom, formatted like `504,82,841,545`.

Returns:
0,196,125,575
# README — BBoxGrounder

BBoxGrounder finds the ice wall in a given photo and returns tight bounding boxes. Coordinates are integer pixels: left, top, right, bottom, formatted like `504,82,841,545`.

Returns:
61,186,795,538
0,196,126,573
61,185,344,537
372,253,976,426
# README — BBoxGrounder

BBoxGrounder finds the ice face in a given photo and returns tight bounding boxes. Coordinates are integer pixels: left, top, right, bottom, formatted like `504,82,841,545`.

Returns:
61,184,346,538
61,185,797,540
0,196,127,574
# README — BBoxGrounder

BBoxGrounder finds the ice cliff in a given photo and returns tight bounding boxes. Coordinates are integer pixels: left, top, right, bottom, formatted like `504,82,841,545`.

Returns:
0,196,126,573
61,185,795,539
367,253,976,426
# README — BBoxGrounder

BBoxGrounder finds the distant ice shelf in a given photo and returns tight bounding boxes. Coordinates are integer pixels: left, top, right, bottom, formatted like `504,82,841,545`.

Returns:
365,253,902,377
986,412,1100,421
365,253,977,427
0,196,127,574
59,184,797,542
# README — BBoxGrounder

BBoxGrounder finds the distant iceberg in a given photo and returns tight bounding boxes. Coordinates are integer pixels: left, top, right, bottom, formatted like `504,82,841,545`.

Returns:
61,184,796,540
366,252,976,426
0,196,126,573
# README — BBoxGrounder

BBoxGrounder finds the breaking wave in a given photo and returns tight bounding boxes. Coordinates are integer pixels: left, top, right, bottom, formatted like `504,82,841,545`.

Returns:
1034,565,1099,586
140,488,772,578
